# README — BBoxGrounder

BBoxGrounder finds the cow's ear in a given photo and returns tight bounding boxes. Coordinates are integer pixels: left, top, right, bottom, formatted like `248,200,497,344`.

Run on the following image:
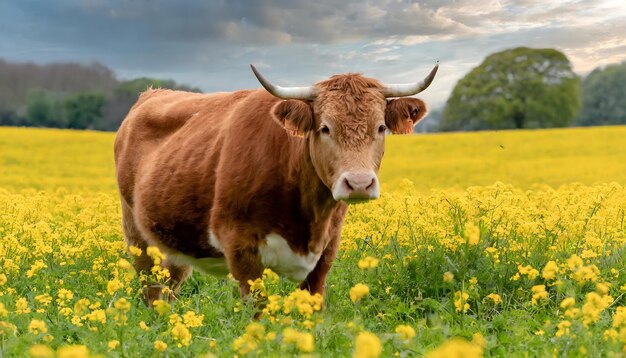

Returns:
271,100,314,137
385,98,428,134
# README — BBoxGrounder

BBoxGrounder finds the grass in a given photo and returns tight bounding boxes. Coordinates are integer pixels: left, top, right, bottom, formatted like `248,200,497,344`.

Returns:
0,126,625,357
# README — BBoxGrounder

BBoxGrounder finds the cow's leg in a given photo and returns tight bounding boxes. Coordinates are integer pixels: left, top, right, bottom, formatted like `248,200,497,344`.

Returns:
120,197,162,305
121,198,192,304
300,207,344,297
164,259,193,299
299,238,340,296
216,228,263,298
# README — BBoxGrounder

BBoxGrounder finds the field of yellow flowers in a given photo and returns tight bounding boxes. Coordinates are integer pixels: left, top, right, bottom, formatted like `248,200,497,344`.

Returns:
1,126,626,357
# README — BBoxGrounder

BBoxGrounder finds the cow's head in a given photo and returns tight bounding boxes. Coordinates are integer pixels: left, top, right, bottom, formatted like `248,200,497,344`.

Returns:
251,64,437,202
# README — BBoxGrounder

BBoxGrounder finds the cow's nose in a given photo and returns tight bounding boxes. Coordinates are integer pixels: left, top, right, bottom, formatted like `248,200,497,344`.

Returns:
333,171,380,201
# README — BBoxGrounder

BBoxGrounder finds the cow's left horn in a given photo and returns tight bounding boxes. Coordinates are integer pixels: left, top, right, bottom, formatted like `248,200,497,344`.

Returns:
250,64,318,100
381,63,439,98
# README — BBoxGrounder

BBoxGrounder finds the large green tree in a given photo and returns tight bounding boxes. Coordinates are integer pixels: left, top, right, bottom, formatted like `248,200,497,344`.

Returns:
576,61,626,126
441,47,581,131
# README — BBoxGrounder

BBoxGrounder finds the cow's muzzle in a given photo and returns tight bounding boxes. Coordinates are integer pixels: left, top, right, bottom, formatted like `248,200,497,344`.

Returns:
332,171,380,202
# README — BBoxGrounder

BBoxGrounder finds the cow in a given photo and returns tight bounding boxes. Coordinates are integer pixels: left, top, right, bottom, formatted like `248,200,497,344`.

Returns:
114,64,438,304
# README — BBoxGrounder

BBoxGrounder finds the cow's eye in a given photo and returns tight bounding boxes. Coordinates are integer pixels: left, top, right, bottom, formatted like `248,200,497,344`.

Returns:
320,125,330,135
378,125,387,134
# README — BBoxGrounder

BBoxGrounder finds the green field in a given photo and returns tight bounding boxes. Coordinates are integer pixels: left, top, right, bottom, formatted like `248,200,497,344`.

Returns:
1,126,625,357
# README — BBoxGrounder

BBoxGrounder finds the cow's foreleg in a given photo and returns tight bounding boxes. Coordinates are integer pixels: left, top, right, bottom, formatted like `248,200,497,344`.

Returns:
219,232,264,297
299,235,340,297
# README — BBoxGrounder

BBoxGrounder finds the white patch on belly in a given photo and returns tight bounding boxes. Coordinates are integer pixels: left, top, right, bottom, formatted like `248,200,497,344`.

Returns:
259,233,320,282
208,230,224,253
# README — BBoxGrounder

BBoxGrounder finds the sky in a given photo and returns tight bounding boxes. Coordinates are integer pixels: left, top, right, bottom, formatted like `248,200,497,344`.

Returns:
1,0,625,108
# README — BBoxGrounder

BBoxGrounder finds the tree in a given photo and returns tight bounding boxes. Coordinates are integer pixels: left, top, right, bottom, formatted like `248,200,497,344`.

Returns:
441,47,581,131
25,90,66,128
64,92,105,129
576,61,626,126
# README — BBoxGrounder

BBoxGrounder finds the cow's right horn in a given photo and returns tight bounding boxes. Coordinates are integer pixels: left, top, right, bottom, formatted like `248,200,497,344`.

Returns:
250,64,318,100
380,63,439,98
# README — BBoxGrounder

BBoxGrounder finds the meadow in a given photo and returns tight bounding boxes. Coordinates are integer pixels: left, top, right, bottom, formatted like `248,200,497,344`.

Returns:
1,126,626,357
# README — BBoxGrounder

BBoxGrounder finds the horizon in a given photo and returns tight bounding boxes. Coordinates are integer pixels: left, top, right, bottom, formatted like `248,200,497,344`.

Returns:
1,0,625,108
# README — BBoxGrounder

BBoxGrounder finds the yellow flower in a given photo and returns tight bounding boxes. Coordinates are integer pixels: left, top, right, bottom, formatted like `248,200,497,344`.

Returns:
395,325,416,341
245,322,265,339
541,261,559,280
518,265,539,280
233,334,258,354
443,271,454,283
358,256,379,269
596,283,610,295
472,333,487,348
262,268,279,282
114,298,131,312
454,291,470,313
0,303,7,318
612,306,626,328
566,255,583,271
16,297,31,314
283,289,323,318
28,344,55,358
128,245,143,257
171,322,192,347
582,292,613,326
183,311,204,328
57,288,74,302
426,338,483,358
560,297,575,310
297,332,315,353
555,320,571,337
603,328,618,341
139,321,149,331
350,283,370,303
28,319,47,335
147,246,166,265
485,293,502,305
571,264,600,285
154,340,167,352
464,222,480,245
282,327,315,352
353,331,382,358
108,340,120,351
247,278,266,297
56,345,89,358
107,278,123,295
0,273,6,286
153,299,171,315
531,285,548,305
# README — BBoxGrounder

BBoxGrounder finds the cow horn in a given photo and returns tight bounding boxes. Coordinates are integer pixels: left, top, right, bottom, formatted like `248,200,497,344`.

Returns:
380,63,439,98
250,64,318,100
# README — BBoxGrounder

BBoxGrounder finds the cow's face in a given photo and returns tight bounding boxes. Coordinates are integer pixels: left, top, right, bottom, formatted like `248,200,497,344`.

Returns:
271,75,428,202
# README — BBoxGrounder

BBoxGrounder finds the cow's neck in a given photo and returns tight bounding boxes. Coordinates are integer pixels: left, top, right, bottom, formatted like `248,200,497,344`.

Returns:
289,138,339,224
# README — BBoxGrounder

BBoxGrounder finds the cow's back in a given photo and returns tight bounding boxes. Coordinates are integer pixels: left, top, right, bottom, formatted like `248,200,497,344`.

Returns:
114,88,261,257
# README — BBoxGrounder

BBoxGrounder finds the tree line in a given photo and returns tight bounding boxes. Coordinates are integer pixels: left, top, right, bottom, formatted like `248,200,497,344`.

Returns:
0,59,200,131
1,52,624,132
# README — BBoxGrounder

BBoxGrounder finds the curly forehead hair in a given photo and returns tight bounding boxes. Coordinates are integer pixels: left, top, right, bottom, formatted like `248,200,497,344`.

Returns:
314,74,386,119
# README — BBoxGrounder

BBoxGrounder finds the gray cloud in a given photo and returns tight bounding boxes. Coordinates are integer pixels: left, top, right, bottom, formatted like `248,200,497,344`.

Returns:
0,0,624,108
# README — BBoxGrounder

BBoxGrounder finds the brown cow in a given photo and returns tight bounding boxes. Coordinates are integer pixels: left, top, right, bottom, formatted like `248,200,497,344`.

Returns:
114,64,438,303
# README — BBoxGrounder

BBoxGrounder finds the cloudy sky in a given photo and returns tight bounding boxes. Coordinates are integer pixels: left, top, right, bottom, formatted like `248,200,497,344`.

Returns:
1,0,625,108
